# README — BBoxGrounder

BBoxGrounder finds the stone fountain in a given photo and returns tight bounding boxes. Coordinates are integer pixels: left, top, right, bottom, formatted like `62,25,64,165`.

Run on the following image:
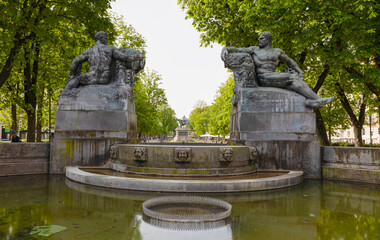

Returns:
58,31,335,192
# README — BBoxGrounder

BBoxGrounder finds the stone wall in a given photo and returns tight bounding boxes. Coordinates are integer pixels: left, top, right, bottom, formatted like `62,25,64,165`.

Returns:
231,88,321,178
322,146,380,184
0,142,49,176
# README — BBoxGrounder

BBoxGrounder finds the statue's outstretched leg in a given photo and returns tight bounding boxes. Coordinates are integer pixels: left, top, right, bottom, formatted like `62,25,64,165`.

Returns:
305,96,336,108
289,80,335,108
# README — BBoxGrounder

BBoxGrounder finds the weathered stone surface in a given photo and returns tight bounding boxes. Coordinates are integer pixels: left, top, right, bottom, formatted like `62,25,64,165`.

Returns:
55,110,136,131
231,87,321,178
321,146,380,184
239,88,313,113
115,144,253,176
322,146,380,167
0,143,49,176
66,166,303,192
173,127,191,142
50,130,135,174
323,167,380,184
58,84,134,111
245,140,321,178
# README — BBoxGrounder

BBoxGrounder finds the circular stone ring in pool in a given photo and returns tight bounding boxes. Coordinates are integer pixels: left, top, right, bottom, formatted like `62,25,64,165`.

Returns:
142,196,232,223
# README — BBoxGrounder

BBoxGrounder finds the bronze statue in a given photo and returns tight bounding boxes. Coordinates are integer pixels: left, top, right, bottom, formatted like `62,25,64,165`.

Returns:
222,31,335,108
63,31,145,94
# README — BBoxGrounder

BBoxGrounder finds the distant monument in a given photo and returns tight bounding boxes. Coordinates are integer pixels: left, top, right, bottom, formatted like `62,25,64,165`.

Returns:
51,31,145,173
221,31,335,178
173,116,191,142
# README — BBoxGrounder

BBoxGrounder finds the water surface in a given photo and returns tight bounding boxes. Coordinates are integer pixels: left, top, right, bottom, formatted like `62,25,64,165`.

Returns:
0,175,379,239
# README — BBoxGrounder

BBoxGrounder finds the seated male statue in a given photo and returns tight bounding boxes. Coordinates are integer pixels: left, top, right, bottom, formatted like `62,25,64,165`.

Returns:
222,31,335,108
63,31,144,94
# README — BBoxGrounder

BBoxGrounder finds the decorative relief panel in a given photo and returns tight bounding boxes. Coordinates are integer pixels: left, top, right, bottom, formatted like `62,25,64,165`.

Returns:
219,148,233,162
174,148,192,163
134,147,147,162
110,145,119,160
249,147,258,161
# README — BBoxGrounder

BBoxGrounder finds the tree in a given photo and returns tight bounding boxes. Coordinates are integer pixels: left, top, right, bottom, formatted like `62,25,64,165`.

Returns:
134,69,171,138
189,100,211,136
0,0,115,89
209,76,234,136
178,0,380,146
157,104,178,139
0,0,116,141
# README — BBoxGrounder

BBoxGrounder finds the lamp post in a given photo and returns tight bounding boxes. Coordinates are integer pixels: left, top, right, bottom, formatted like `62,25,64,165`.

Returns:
369,114,372,147
48,88,60,142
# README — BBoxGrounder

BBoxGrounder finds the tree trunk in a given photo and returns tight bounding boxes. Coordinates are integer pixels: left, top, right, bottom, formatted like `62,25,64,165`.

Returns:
315,109,330,145
24,46,37,142
10,83,20,131
0,32,25,89
0,0,42,89
11,103,18,131
335,82,366,147
353,125,363,147
36,103,42,142
313,64,330,145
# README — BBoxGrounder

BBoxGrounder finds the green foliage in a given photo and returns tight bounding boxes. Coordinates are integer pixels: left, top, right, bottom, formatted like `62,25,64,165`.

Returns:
179,0,380,146
135,69,176,137
209,76,234,136
0,3,155,141
157,104,178,136
189,76,233,137
110,13,147,54
0,0,117,141
189,100,211,135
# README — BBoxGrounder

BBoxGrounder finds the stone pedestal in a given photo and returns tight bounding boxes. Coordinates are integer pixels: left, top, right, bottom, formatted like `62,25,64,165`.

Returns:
230,87,321,178
50,84,137,174
173,127,191,142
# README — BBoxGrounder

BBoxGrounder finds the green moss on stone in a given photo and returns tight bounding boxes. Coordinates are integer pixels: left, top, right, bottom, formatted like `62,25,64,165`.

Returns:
185,169,210,175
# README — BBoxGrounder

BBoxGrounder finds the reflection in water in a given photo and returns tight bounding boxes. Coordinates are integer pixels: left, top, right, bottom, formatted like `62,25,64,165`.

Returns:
0,176,379,239
139,215,233,240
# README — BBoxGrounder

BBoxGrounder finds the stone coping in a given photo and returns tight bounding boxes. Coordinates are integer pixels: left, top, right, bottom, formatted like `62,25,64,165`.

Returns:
322,166,380,185
111,162,255,176
65,166,303,193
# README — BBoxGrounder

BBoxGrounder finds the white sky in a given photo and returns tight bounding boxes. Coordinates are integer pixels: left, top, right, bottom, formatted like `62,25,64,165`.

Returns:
110,0,229,118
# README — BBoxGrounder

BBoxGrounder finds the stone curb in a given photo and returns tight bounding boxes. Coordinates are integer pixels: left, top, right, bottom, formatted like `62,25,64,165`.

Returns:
66,166,303,193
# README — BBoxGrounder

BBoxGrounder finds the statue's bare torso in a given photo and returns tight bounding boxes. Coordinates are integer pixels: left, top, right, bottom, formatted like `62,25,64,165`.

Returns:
222,31,335,107
79,44,115,85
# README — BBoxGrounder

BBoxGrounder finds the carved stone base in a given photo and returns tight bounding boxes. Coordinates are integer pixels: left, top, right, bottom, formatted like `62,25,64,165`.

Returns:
50,108,137,174
58,83,134,111
230,87,321,178
50,130,136,174
173,127,191,142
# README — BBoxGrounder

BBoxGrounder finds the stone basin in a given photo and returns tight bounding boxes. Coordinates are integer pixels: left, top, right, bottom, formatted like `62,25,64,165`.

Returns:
111,144,258,176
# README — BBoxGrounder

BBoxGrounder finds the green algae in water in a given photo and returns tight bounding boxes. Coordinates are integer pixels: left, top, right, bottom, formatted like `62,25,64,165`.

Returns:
30,225,66,237
0,175,379,240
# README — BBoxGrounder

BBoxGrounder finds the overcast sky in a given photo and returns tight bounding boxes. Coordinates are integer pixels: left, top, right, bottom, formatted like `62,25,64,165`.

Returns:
110,0,230,118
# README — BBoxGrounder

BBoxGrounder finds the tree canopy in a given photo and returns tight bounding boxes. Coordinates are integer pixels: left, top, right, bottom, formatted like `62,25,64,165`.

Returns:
179,0,380,146
189,100,211,136
0,3,176,142
134,69,177,139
